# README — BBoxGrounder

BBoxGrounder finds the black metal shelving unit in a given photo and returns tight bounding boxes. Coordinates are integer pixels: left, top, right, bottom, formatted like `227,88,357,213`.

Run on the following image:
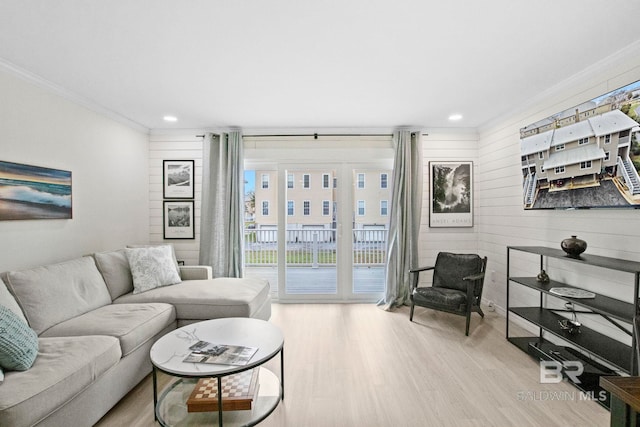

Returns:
506,246,640,409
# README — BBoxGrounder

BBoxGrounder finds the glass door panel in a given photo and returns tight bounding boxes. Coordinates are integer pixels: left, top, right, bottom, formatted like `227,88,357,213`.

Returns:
284,168,338,297
352,168,391,297
243,169,278,296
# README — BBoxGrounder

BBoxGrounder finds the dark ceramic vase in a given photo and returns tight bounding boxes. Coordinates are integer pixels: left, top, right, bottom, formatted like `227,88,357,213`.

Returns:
561,235,587,258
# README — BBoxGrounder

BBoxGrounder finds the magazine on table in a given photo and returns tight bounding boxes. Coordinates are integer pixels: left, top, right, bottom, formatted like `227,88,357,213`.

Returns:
183,341,259,366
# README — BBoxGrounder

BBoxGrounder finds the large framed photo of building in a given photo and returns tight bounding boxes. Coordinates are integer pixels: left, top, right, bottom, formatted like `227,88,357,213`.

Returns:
163,200,195,239
520,79,640,209
429,161,473,228
163,160,195,199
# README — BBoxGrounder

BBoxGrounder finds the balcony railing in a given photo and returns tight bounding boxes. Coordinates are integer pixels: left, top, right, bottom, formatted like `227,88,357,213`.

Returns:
244,228,388,267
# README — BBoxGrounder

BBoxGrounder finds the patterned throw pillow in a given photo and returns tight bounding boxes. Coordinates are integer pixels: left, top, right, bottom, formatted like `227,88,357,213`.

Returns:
0,303,38,371
125,246,182,294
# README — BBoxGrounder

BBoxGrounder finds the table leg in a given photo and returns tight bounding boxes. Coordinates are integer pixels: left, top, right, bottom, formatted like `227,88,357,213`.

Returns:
152,368,158,422
281,347,285,401
218,375,224,427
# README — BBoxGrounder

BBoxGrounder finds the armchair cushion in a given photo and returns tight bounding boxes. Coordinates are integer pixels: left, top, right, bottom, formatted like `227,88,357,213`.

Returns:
433,252,484,294
412,287,466,310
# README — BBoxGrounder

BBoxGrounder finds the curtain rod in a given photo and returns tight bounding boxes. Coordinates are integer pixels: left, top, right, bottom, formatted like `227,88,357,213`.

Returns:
196,132,427,138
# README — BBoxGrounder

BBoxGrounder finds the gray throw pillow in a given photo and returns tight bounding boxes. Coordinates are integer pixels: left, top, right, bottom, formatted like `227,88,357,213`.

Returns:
125,246,182,294
0,304,38,371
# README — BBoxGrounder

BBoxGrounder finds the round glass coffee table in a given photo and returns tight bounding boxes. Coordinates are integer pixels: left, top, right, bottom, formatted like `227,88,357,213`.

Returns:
150,318,284,427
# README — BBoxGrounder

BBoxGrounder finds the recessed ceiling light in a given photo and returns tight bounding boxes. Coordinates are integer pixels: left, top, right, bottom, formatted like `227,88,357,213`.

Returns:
449,114,463,121
163,115,178,122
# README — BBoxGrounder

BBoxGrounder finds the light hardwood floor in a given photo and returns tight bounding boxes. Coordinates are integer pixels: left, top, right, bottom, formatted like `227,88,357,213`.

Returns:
95,303,610,427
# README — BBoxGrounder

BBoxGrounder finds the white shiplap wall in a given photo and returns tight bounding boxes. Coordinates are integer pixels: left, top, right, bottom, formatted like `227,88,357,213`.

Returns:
149,130,482,274
149,132,204,265
416,129,481,280
477,41,640,344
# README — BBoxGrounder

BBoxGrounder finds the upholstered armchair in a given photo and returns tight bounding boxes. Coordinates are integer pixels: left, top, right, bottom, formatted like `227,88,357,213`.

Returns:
409,252,488,336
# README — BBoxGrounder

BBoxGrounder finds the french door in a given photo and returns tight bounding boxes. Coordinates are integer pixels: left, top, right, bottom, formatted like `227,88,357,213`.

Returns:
244,139,393,302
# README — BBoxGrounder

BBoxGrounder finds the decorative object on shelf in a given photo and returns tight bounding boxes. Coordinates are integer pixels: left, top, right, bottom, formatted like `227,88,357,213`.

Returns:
560,235,587,258
549,287,596,299
558,310,582,335
558,304,582,334
536,269,550,283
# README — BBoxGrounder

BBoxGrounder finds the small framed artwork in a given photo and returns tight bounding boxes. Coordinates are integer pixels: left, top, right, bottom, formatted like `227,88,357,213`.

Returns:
163,200,195,239
429,161,473,228
163,160,195,199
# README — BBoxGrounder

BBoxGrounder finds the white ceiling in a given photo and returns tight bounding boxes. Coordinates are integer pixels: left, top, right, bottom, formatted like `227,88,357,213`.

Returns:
1,1,639,132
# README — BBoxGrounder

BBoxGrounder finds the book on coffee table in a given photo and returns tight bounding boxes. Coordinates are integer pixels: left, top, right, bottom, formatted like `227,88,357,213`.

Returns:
183,341,259,366
186,369,260,412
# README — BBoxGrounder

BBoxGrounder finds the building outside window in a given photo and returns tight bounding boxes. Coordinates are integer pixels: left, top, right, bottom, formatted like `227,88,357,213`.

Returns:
578,137,589,145
580,160,592,169
604,134,611,144
555,144,565,151
380,200,388,216
555,166,565,174
322,200,330,216
322,173,330,189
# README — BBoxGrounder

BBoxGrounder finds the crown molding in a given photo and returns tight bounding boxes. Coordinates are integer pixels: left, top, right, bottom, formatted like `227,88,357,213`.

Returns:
0,57,149,134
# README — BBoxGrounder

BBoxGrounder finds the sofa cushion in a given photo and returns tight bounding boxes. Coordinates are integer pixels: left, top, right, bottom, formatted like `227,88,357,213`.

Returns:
0,335,121,427
125,246,182,294
40,303,176,356
0,304,38,371
93,249,134,300
114,277,271,320
127,243,180,271
0,277,27,324
4,257,112,335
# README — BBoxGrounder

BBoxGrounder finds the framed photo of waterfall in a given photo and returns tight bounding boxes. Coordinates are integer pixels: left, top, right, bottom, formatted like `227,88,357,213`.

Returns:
429,161,473,228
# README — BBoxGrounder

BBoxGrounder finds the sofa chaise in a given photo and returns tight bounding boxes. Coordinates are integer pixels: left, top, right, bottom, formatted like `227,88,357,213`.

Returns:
0,245,271,426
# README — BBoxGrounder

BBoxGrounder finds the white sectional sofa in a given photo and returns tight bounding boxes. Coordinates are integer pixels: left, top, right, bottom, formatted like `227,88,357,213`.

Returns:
0,246,271,426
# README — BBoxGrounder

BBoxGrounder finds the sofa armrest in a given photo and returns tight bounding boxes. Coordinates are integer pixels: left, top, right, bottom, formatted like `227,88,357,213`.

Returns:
179,265,213,280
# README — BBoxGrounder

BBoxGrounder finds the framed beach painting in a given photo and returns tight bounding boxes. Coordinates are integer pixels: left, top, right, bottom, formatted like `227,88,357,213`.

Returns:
0,160,72,220
163,200,195,239
429,161,473,227
163,160,195,199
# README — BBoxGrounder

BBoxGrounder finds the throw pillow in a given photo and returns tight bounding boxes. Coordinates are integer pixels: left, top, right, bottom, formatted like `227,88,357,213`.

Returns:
0,367,4,384
125,246,182,294
0,303,39,371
